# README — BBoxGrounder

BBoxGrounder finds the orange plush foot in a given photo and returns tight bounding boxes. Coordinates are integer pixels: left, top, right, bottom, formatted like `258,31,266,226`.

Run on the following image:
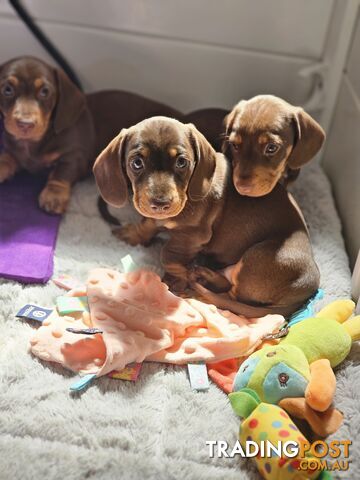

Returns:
207,358,242,393
279,397,343,437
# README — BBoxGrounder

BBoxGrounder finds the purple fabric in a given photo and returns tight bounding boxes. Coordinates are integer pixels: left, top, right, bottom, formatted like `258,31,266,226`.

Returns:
0,172,61,283
0,118,3,153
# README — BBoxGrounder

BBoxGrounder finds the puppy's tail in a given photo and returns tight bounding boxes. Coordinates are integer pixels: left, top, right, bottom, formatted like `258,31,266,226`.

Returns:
192,283,301,319
97,196,121,226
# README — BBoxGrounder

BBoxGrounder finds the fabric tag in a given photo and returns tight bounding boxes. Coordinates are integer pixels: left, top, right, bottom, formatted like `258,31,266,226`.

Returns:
66,327,103,335
109,363,142,381
121,254,138,273
70,373,97,392
53,274,81,291
16,304,53,323
187,363,209,391
56,296,89,315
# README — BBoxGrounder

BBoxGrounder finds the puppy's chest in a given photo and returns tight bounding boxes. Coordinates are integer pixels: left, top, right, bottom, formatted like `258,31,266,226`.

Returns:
12,141,61,173
156,219,178,230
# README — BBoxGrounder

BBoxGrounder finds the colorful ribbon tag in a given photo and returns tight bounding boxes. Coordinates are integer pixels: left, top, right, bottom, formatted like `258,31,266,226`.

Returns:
121,254,138,273
187,363,209,391
16,304,53,323
56,296,89,315
109,363,142,381
52,274,82,291
288,288,324,326
70,373,97,392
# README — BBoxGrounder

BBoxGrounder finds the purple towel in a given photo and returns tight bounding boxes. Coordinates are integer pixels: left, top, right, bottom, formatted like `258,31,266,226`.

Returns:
0,172,61,284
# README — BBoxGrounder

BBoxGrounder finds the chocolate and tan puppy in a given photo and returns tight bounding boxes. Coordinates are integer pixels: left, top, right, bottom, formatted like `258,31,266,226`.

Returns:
94,116,319,318
223,95,325,194
185,96,325,193
0,56,95,214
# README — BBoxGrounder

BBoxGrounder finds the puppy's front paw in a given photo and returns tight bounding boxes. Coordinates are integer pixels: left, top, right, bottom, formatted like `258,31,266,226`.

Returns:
0,153,18,182
162,273,189,295
39,181,71,214
113,224,148,246
189,266,231,293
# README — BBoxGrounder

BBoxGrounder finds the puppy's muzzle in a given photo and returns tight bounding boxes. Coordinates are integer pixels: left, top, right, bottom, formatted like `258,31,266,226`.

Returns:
15,118,36,134
150,196,173,213
235,174,256,194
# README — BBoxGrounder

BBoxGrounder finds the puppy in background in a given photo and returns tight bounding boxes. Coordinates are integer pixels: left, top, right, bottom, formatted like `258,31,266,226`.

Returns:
223,95,325,196
0,56,94,214
87,90,182,156
184,108,228,152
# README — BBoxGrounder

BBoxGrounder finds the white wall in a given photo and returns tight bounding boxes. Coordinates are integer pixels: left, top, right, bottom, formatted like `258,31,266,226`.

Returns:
323,7,360,268
0,0,334,112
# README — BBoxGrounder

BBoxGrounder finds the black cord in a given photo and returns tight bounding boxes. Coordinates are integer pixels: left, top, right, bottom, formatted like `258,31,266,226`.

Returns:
9,0,83,91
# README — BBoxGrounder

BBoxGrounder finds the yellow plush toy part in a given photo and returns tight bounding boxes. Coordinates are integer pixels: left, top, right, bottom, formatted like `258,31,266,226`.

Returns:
229,391,332,480
232,300,360,436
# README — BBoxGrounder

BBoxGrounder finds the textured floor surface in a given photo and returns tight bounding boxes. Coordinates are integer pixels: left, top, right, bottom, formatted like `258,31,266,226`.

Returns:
0,163,357,480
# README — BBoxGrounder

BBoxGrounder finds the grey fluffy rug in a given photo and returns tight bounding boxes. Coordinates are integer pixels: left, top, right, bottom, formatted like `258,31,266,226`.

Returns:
0,163,357,480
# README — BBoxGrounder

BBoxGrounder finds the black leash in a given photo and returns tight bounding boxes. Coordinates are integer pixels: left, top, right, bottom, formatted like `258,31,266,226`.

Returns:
9,0,83,91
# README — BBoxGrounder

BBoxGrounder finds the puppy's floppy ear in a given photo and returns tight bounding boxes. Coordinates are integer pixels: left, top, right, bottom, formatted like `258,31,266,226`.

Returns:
187,123,216,201
53,68,86,133
222,100,246,154
288,108,325,168
93,129,129,207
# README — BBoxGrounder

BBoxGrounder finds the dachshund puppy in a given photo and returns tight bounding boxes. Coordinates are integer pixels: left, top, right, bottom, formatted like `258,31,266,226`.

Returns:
0,56,94,213
94,117,319,318
93,116,227,293
88,90,185,225
223,95,325,196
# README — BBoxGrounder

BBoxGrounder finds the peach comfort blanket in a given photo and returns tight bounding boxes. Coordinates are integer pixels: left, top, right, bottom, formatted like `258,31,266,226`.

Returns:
30,268,285,376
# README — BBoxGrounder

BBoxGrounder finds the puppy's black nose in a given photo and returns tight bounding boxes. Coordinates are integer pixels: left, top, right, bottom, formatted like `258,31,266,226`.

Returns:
150,197,172,211
239,174,252,181
16,119,35,131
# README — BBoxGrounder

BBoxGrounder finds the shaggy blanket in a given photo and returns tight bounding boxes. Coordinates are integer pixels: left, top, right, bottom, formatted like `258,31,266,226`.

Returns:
0,163,357,480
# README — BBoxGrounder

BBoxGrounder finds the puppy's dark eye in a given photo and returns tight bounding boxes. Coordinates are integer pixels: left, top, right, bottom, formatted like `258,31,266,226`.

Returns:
1,84,15,97
39,86,50,98
130,158,144,171
175,157,188,169
230,142,239,151
264,143,279,155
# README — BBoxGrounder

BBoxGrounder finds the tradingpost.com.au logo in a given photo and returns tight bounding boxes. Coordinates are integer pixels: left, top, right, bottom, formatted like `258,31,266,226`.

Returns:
206,439,352,473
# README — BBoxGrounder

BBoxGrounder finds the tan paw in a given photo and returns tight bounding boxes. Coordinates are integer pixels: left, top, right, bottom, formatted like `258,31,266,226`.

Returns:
113,224,148,246
162,273,189,295
0,153,18,182
189,266,231,293
39,181,71,214
189,266,217,283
